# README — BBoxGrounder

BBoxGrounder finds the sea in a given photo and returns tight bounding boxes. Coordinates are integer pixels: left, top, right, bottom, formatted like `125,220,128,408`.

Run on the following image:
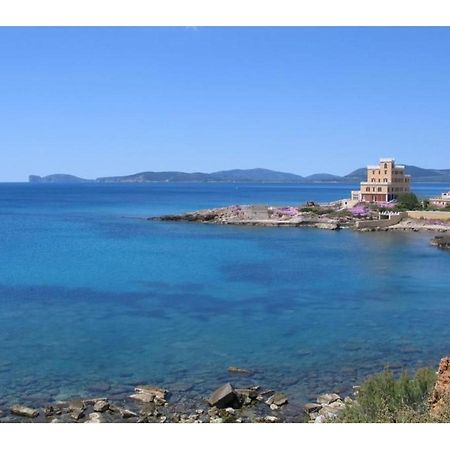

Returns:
1,182,450,411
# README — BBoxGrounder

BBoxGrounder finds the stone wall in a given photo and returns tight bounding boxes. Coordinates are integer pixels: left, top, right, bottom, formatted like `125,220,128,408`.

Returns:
355,212,407,229
406,210,450,221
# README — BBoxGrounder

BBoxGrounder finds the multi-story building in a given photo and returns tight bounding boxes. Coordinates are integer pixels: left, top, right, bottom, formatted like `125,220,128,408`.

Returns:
356,158,411,203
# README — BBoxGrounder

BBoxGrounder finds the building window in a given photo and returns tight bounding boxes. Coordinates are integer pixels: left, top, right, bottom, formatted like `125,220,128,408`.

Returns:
377,187,382,192
384,163,387,169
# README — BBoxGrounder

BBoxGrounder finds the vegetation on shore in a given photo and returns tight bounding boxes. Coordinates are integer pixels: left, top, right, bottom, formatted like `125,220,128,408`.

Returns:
333,367,450,423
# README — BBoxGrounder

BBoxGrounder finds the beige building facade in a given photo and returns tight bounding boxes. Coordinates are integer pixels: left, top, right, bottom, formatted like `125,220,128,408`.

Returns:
358,158,411,203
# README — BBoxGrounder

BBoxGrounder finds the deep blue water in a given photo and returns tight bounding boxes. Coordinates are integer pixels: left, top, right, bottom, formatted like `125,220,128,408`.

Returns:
1,182,450,409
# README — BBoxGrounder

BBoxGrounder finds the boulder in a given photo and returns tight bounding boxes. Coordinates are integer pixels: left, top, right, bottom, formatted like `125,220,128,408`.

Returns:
304,402,322,413
10,405,39,418
207,383,239,409
120,408,138,419
430,356,450,415
135,385,168,400
235,387,259,405
317,393,341,405
82,397,107,406
129,392,155,403
67,400,86,420
264,415,280,423
86,412,105,423
93,400,110,413
265,392,288,407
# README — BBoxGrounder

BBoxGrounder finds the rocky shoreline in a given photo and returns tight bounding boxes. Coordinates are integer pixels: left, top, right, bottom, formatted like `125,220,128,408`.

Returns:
0,378,349,423
5,356,450,423
152,204,450,239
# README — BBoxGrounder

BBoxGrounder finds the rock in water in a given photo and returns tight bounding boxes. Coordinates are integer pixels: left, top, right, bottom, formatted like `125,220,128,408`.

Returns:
317,393,341,405
430,356,450,415
10,405,39,418
120,408,138,419
228,367,252,375
93,400,110,413
208,383,238,408
135,385,168,400
304,402,322,413
265,392,288,407
129,392,155,403
264,415,280,423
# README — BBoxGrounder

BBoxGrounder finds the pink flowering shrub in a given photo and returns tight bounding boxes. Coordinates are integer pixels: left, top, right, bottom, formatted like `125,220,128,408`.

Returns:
351,206,370,217
377,201,396,209
275,207,298,217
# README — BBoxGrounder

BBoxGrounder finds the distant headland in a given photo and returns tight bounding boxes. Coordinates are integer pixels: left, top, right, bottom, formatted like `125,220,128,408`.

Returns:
28,165,450,184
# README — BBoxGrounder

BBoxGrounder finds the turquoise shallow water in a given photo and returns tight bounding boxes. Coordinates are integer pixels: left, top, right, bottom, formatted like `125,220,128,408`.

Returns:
1,182,450,409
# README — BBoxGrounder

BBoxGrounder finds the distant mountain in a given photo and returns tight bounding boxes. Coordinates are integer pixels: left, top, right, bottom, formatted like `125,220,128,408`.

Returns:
29,174,92,183
96,168,305,183
97,171,212,183
304,173,344,182
209,168,304,183
29,165,450,184
343,168,367,181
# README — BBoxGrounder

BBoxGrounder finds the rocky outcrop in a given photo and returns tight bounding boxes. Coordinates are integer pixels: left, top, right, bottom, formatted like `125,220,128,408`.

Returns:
430,356,450,415
154,205,345,230
431,235,450,250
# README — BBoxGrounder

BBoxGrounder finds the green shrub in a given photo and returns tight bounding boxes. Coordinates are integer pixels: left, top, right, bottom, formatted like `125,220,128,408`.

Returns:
397,193,421,210
299,207,318,213
335,367,436,423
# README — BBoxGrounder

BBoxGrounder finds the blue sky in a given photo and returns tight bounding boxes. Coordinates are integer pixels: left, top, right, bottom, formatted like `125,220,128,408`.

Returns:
1,27,450,181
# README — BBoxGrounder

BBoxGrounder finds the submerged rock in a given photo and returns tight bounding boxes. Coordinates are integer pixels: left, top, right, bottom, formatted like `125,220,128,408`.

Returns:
10,404,39,418
207,383,239,409
228,367,253,375
130,392,155,403
135,385,168,400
